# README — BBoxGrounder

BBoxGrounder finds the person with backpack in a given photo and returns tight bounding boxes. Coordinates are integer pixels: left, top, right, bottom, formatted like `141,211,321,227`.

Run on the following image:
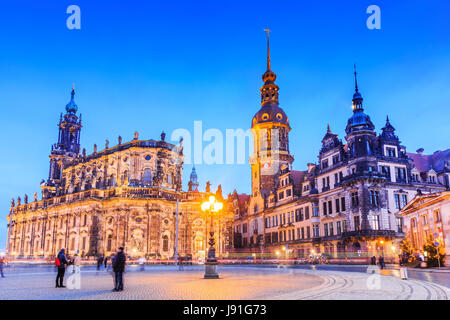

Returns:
112,247,126,291
55,248,68,288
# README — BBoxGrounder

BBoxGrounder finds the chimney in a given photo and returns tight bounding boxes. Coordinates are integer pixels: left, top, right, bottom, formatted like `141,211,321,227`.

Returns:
307,163,315,173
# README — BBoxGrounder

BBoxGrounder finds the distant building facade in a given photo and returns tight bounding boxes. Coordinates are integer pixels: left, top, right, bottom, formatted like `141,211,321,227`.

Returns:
6,90,234,260
232,36,449,262
400,191,450,266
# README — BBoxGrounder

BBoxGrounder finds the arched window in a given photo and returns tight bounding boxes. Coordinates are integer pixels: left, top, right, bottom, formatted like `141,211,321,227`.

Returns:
195,237,203,252
109,175,116,187
122,170,129,185
106,235,112,252
143,169,152,185
162,235,169,252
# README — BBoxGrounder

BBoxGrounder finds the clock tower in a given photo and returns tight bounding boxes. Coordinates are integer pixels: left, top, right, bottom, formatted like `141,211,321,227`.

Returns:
250,31,293,199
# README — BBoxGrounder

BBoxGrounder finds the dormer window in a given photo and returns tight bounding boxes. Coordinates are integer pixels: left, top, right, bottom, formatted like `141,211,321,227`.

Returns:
411,173,420,182
322,159,329,169
332,155,339,165
386,147,396,157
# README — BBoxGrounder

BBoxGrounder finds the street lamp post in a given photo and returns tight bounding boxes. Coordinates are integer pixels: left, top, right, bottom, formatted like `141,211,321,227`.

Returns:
201,195,223,279
6,205,14,260
174,198,179,266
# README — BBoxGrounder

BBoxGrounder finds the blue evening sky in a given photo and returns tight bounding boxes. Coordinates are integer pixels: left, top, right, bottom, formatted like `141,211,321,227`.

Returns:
0,0,449,247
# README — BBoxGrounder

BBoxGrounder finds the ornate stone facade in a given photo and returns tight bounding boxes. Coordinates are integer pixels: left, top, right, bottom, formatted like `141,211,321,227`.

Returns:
400,191,450,266
233,38,450,262
6,90,234,260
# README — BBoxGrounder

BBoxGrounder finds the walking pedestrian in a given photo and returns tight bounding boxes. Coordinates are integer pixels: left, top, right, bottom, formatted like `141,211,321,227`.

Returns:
371,256,376,265
138,256,146,271
104,256,109,270
106,254,114,271
55,248,68,288
378,255,385,269
112,247,126,291
73,253,81,274
0,255,7,278
97,255,104,271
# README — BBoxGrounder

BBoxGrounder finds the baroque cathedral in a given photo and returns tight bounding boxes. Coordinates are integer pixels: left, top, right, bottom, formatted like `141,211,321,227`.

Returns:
231,34,450,261
6,89,234,260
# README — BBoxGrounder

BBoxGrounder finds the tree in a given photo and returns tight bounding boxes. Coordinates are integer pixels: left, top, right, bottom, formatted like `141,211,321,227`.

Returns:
423,235,445,267
400,235,414,256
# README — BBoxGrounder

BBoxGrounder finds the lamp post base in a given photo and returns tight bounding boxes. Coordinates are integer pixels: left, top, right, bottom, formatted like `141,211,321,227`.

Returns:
204,262,219,279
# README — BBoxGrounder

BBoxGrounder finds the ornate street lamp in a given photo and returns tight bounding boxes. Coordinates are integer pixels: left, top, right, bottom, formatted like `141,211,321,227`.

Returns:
201,195,223,279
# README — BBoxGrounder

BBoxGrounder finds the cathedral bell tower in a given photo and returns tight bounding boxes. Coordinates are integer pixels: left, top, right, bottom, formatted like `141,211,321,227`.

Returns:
249,30,293,198
44,88,82,197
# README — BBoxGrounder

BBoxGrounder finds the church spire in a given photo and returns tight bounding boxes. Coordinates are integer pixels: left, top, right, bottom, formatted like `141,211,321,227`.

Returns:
260,29,279,106
352,64,363,112
264,28,271,71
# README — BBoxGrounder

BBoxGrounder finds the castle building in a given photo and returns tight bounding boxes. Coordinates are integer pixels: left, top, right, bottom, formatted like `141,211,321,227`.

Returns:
6,90,234,260
232,36,450,262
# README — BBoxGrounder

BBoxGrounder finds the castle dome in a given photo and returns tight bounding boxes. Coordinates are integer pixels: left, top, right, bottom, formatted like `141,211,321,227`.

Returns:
252,103,289,128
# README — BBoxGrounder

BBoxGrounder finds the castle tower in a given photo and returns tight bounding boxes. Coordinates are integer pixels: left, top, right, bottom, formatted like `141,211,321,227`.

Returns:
44,88,82,196
249,30,293,198
344,66,378,231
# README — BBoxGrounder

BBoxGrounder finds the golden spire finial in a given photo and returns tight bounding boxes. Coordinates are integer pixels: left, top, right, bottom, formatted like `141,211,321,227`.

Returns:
264,28,271,71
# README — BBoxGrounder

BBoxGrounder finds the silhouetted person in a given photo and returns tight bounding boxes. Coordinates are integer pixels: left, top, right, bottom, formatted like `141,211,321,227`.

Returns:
378,256,385,269
0,256,6,278
112,247,126,291
56,249,68,288
97,255,104,271
104,256,109,270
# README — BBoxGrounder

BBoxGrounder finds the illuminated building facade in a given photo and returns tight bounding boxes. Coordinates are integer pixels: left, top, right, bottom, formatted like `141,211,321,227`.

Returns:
6,90,234,260
400,191,450,266
232,35,449,262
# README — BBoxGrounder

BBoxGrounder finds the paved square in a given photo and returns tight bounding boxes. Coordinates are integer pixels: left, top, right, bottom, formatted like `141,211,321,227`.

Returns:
0,265,448,300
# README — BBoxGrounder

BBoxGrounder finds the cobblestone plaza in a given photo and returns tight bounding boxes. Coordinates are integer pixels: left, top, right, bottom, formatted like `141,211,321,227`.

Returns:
0,265,448,300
